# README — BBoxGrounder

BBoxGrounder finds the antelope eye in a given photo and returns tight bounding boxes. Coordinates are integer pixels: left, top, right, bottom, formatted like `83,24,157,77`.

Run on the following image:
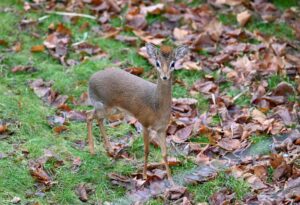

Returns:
170,61,175,69
156,61,161,68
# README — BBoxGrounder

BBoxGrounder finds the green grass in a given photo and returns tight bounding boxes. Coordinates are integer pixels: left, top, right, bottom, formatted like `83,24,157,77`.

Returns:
188,172,250,203
247,21,295,40
218,13,237,26
218,11,296,40
271,0,299,10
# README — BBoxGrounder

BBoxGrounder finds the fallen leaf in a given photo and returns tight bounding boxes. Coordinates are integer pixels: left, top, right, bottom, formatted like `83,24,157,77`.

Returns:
53,125,68,134
12,42,22,52
31,45,45,52
124,67,144,76
209,188,235,205
11,65,37,73
270,154,284,169
218,138,241,151
11,196,21,204
237,10,251,26
29,162,52,186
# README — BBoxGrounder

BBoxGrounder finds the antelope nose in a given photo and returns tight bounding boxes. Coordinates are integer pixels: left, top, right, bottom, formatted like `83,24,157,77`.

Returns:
162,76,167,80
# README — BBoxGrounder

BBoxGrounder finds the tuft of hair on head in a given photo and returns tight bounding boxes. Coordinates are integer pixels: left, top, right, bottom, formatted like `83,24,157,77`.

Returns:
160,45,173,58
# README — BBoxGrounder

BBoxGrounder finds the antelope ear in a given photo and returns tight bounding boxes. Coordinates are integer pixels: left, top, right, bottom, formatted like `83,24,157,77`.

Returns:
174,45,189,60
146,43,159,60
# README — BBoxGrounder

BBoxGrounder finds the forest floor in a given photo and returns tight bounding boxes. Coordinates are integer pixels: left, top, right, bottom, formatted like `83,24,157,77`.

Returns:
0,0,299,204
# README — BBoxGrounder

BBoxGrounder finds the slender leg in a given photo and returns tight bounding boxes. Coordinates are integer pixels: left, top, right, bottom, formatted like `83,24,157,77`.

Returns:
143,127,150,180
87,111,95,155
157,131,174,184
97,118,113,156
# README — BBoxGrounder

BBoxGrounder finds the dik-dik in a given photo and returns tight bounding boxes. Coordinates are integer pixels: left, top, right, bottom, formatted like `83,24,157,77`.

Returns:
87,43,189,182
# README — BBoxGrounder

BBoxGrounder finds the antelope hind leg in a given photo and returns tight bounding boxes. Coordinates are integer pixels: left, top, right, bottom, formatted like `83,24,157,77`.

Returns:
87,110,95,155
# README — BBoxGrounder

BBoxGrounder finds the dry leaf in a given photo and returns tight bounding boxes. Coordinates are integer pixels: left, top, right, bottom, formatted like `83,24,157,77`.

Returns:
31,45,45,52
237,10,251,26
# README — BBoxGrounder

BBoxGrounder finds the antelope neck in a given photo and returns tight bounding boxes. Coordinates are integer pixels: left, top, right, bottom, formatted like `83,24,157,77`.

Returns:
154,76,172,111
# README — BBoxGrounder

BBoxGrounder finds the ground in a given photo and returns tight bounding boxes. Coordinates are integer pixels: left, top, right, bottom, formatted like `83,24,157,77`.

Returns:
0,0,299,204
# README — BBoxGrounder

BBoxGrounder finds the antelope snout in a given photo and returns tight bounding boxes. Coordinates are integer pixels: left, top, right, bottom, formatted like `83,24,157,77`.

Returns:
161,75,170,81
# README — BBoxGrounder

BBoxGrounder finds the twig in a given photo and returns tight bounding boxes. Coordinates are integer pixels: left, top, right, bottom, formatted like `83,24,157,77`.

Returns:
38,15,49,22
45,11,97,20
232,88,249,102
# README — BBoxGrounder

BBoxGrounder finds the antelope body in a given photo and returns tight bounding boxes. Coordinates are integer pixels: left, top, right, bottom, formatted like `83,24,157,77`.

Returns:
87,43,189,182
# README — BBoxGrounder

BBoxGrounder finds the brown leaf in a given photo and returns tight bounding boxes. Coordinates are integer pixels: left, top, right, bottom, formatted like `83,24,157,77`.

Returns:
73,42,102,56
237,10,251,27
75,184,88,202
273,82,295,97
31,45,45,52
65,110,87,122
164,185,187,201
251,109,267,124
218,138,241,151
71,157,82,173
0,39,8,47
108,173,134,189
124,67,144,76
126,11,147,30
193,81,218,94
53,125,68,134
270,154,284,169
0,124,8,134
12,42,22,52
140,4,164,15
175,125,193,141
214,0,244,6
246,175,268,190
173,28,189,41
209,188,235,205
115,35,138,46
11,65,37,73
253,165,267,181
29,162,52,186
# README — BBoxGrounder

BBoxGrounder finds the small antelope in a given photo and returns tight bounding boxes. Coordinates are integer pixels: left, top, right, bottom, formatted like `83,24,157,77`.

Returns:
87,43,189,182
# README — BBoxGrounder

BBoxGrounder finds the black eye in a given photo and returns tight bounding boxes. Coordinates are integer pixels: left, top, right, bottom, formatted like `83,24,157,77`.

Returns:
170,61,175,69
156,61,160,67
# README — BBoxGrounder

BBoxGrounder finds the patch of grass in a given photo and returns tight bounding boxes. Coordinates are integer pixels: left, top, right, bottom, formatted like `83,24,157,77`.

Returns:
248,135,272,156
190,134,209,144
226,88,251,107
218,11,295,40
267,74,294,90
211,115,221,126
188,172,250,203
267,166,274,183
250,134,270,144
218,13,238,25
173,84,189,98
146,14,166,25
247,21,295,40
271,0,299,10
147,198,164,205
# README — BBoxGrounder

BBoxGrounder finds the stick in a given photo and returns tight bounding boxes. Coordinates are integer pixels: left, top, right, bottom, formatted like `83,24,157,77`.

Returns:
45,11,97,20
232,88,249,102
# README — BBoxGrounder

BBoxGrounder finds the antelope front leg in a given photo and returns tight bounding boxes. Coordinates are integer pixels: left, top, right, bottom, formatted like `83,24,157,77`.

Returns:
143,128,150,180
97,118,113,156
157,131,174,184
87,111,95,155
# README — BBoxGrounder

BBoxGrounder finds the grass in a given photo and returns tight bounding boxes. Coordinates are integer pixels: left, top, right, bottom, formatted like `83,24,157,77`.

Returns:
271,0,299,10
218,11,296,41
188,172,250,203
